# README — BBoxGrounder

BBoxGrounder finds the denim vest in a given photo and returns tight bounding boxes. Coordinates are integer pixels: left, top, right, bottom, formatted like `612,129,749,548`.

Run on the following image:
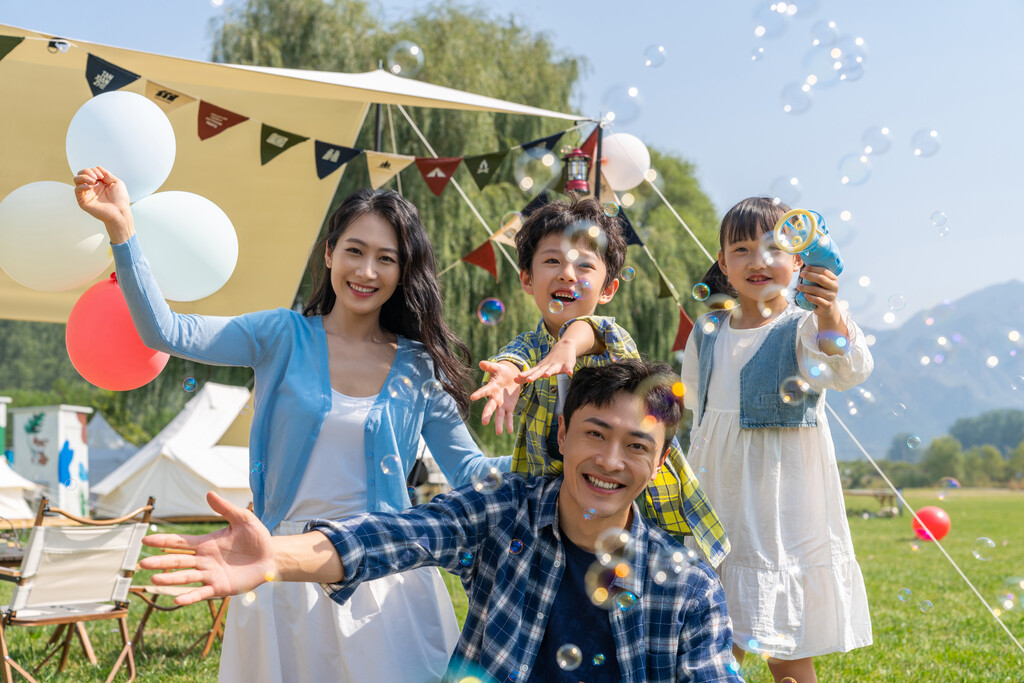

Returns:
692,309,820,429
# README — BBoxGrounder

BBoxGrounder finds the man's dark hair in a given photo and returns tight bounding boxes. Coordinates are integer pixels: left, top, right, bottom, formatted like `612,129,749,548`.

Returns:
562,359,683,448
515,193,627,288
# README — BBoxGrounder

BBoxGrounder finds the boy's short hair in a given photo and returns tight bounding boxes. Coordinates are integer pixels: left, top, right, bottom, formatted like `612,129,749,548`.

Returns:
562,359,683,447
515,193,627,288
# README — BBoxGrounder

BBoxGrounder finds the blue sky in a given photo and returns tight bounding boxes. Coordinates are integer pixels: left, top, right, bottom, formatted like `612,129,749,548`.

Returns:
2,0,1022,325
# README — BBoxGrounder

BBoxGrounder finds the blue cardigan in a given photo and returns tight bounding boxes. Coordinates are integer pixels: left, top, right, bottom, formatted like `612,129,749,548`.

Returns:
112,235,507,530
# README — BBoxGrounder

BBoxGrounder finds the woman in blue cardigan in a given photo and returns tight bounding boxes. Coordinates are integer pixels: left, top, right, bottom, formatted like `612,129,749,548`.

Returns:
75,166,506,683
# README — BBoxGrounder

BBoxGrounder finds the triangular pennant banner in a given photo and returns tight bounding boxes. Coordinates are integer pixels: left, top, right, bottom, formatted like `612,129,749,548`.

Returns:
672,306,695,352
461,240,498,280
520,192,551,219
658,271,677,299
198,101,249,141
260,124,309,165
491,211,523,247
463,151,509,190
314,141,361,179
364,151,415,189
521,131,564,153
415,157,463,196
579,127,599,169
145,80,195,113
85,54,140,97
617,209,644,247
0,36,24,63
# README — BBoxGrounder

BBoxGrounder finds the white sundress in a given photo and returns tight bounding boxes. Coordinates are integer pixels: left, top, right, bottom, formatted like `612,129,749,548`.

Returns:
218,389,460,683
682,305,874,660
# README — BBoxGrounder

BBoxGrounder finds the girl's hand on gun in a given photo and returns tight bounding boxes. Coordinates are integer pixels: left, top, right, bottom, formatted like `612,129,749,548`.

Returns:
797,265,842,320
471,360,521,435
515,340,576,384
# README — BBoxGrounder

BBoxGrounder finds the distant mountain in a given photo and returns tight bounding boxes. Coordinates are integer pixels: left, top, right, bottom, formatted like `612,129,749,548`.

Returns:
830,280,1024,460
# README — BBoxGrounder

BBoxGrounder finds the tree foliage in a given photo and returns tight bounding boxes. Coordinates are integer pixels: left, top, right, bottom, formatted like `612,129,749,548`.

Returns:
948,408,1024,456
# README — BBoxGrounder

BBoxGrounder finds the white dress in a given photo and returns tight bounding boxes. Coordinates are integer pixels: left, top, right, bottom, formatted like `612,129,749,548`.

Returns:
218,389,461,682
682,305,874,659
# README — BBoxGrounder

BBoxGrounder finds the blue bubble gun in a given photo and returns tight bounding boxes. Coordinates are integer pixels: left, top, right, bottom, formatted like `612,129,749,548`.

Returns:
772,209,844,311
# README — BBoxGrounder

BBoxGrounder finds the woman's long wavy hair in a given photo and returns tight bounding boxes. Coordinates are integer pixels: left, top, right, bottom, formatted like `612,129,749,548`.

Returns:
303,189,473,415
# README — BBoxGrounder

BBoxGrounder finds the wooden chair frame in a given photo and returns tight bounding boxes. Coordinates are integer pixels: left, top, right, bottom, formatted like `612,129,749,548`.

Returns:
0,496,154,683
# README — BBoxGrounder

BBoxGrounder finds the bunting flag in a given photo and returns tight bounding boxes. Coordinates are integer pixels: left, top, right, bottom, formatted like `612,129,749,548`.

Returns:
491,211,524,247
658,271,678,299
616,209,645,247
672,306,695,352
198,101,249,141
463,151,508,190
579,126,599,169
314,141,361,179
415,156,463,196
85,54,140,97
521,131,564,154
260,124,309,165
520,191,551,218
0,36,24,63
145,80,195,113
365,151,415,189
461,240,498,280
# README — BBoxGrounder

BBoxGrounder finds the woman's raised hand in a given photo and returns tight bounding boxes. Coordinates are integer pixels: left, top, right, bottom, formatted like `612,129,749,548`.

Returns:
74,166,135,243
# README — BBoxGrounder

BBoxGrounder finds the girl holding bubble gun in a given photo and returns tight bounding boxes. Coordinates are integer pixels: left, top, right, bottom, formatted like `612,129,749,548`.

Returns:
75,167,508,683
680,197,874,682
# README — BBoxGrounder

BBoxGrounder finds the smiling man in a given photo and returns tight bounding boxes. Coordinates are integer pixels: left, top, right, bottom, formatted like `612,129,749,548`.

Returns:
141,361,742,683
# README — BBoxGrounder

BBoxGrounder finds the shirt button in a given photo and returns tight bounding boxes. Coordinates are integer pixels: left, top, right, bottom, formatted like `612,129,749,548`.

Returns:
553,560,561,568
537,612,544,620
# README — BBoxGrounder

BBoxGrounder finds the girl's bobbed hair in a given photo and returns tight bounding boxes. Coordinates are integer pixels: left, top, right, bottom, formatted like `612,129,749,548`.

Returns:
303,189,472,415
719,196,790,250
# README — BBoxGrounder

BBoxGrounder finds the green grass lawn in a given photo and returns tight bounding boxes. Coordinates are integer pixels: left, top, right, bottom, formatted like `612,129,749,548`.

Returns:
1,490,1021,681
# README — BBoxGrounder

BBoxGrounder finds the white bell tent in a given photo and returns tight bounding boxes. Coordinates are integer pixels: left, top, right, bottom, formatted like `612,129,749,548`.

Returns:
0,459,40,521
91,382,253,520
86,412,139,485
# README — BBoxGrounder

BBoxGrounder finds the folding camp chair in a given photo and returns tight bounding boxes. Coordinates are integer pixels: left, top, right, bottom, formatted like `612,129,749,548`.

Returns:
0,496,154,683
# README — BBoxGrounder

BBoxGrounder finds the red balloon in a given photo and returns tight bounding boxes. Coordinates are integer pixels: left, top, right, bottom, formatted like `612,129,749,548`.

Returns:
912,506,951,541
66,274,169,391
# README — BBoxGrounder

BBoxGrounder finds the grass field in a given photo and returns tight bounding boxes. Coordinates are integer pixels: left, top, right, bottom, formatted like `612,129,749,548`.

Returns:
0,489,1020,681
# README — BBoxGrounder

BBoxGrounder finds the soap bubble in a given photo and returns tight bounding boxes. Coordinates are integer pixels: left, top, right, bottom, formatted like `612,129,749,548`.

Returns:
810,19,839,46
692,283,711,301
769,175,802,206
509,539,523,555
897,587,913,602
751,46,767,61
386,40,424,78
476,298,505,325
556,644,582,670
601,84,643,124
838,154,871,186
862,125,893,155
907,435,922,449
380,454,402,475
548,299,564,314
779,376,810,404
621,267,636,282
460,552,474,567
912,129,941,158
780,82,812,115
642,44,667,68
972,537,996,561
892,403,907,417
930,210,947,227
421,378,445,400
183,377,197,392
388,376,414,400
471,466,503,493
616,590,638,611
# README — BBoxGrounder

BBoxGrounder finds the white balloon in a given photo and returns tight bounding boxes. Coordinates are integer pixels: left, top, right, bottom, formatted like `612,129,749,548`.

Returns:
66,91,176,202
0,181,112,291
601,133,651,191
131,192,238,302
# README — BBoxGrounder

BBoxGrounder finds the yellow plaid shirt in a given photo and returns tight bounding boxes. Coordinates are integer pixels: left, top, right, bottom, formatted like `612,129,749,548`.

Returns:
490,317,730,567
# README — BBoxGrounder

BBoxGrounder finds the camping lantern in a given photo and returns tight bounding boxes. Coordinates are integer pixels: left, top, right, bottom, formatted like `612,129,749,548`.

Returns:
563,148,591,193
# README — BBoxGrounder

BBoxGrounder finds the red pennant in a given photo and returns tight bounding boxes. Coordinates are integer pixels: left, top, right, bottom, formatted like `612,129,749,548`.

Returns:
415,157,463,196
461,241,497,280
197,101,249,141
672,306,695,352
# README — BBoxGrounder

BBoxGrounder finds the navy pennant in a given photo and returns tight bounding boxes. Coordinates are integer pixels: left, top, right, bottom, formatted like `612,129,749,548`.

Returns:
0,36,24,63
521,131,564,153
617,210,644,247
520,192,551,219
314,141,362,179
85,54,140,96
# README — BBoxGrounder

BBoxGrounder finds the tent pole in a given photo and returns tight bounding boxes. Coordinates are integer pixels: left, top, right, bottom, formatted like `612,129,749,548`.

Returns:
594,121,604,201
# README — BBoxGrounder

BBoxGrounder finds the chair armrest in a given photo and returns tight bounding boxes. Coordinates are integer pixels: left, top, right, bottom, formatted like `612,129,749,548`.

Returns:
0,566,21,583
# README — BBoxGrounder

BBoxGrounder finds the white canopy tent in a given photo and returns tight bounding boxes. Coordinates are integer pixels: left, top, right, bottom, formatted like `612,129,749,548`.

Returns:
0,23,578,323
86,412,139,485
91,382,253,520
0,459,40,521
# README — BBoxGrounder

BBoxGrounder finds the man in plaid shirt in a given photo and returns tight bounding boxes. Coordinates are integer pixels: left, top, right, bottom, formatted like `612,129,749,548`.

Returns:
471,195,729,568
141,361,743,682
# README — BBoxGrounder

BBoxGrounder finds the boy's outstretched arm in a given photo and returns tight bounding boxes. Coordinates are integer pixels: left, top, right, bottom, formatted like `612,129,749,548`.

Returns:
470,360,522,435
515,319,601,384
140,492,343,605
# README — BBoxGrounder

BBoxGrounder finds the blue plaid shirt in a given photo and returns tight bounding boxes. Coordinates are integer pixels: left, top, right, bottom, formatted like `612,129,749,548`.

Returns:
310,476,742,683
